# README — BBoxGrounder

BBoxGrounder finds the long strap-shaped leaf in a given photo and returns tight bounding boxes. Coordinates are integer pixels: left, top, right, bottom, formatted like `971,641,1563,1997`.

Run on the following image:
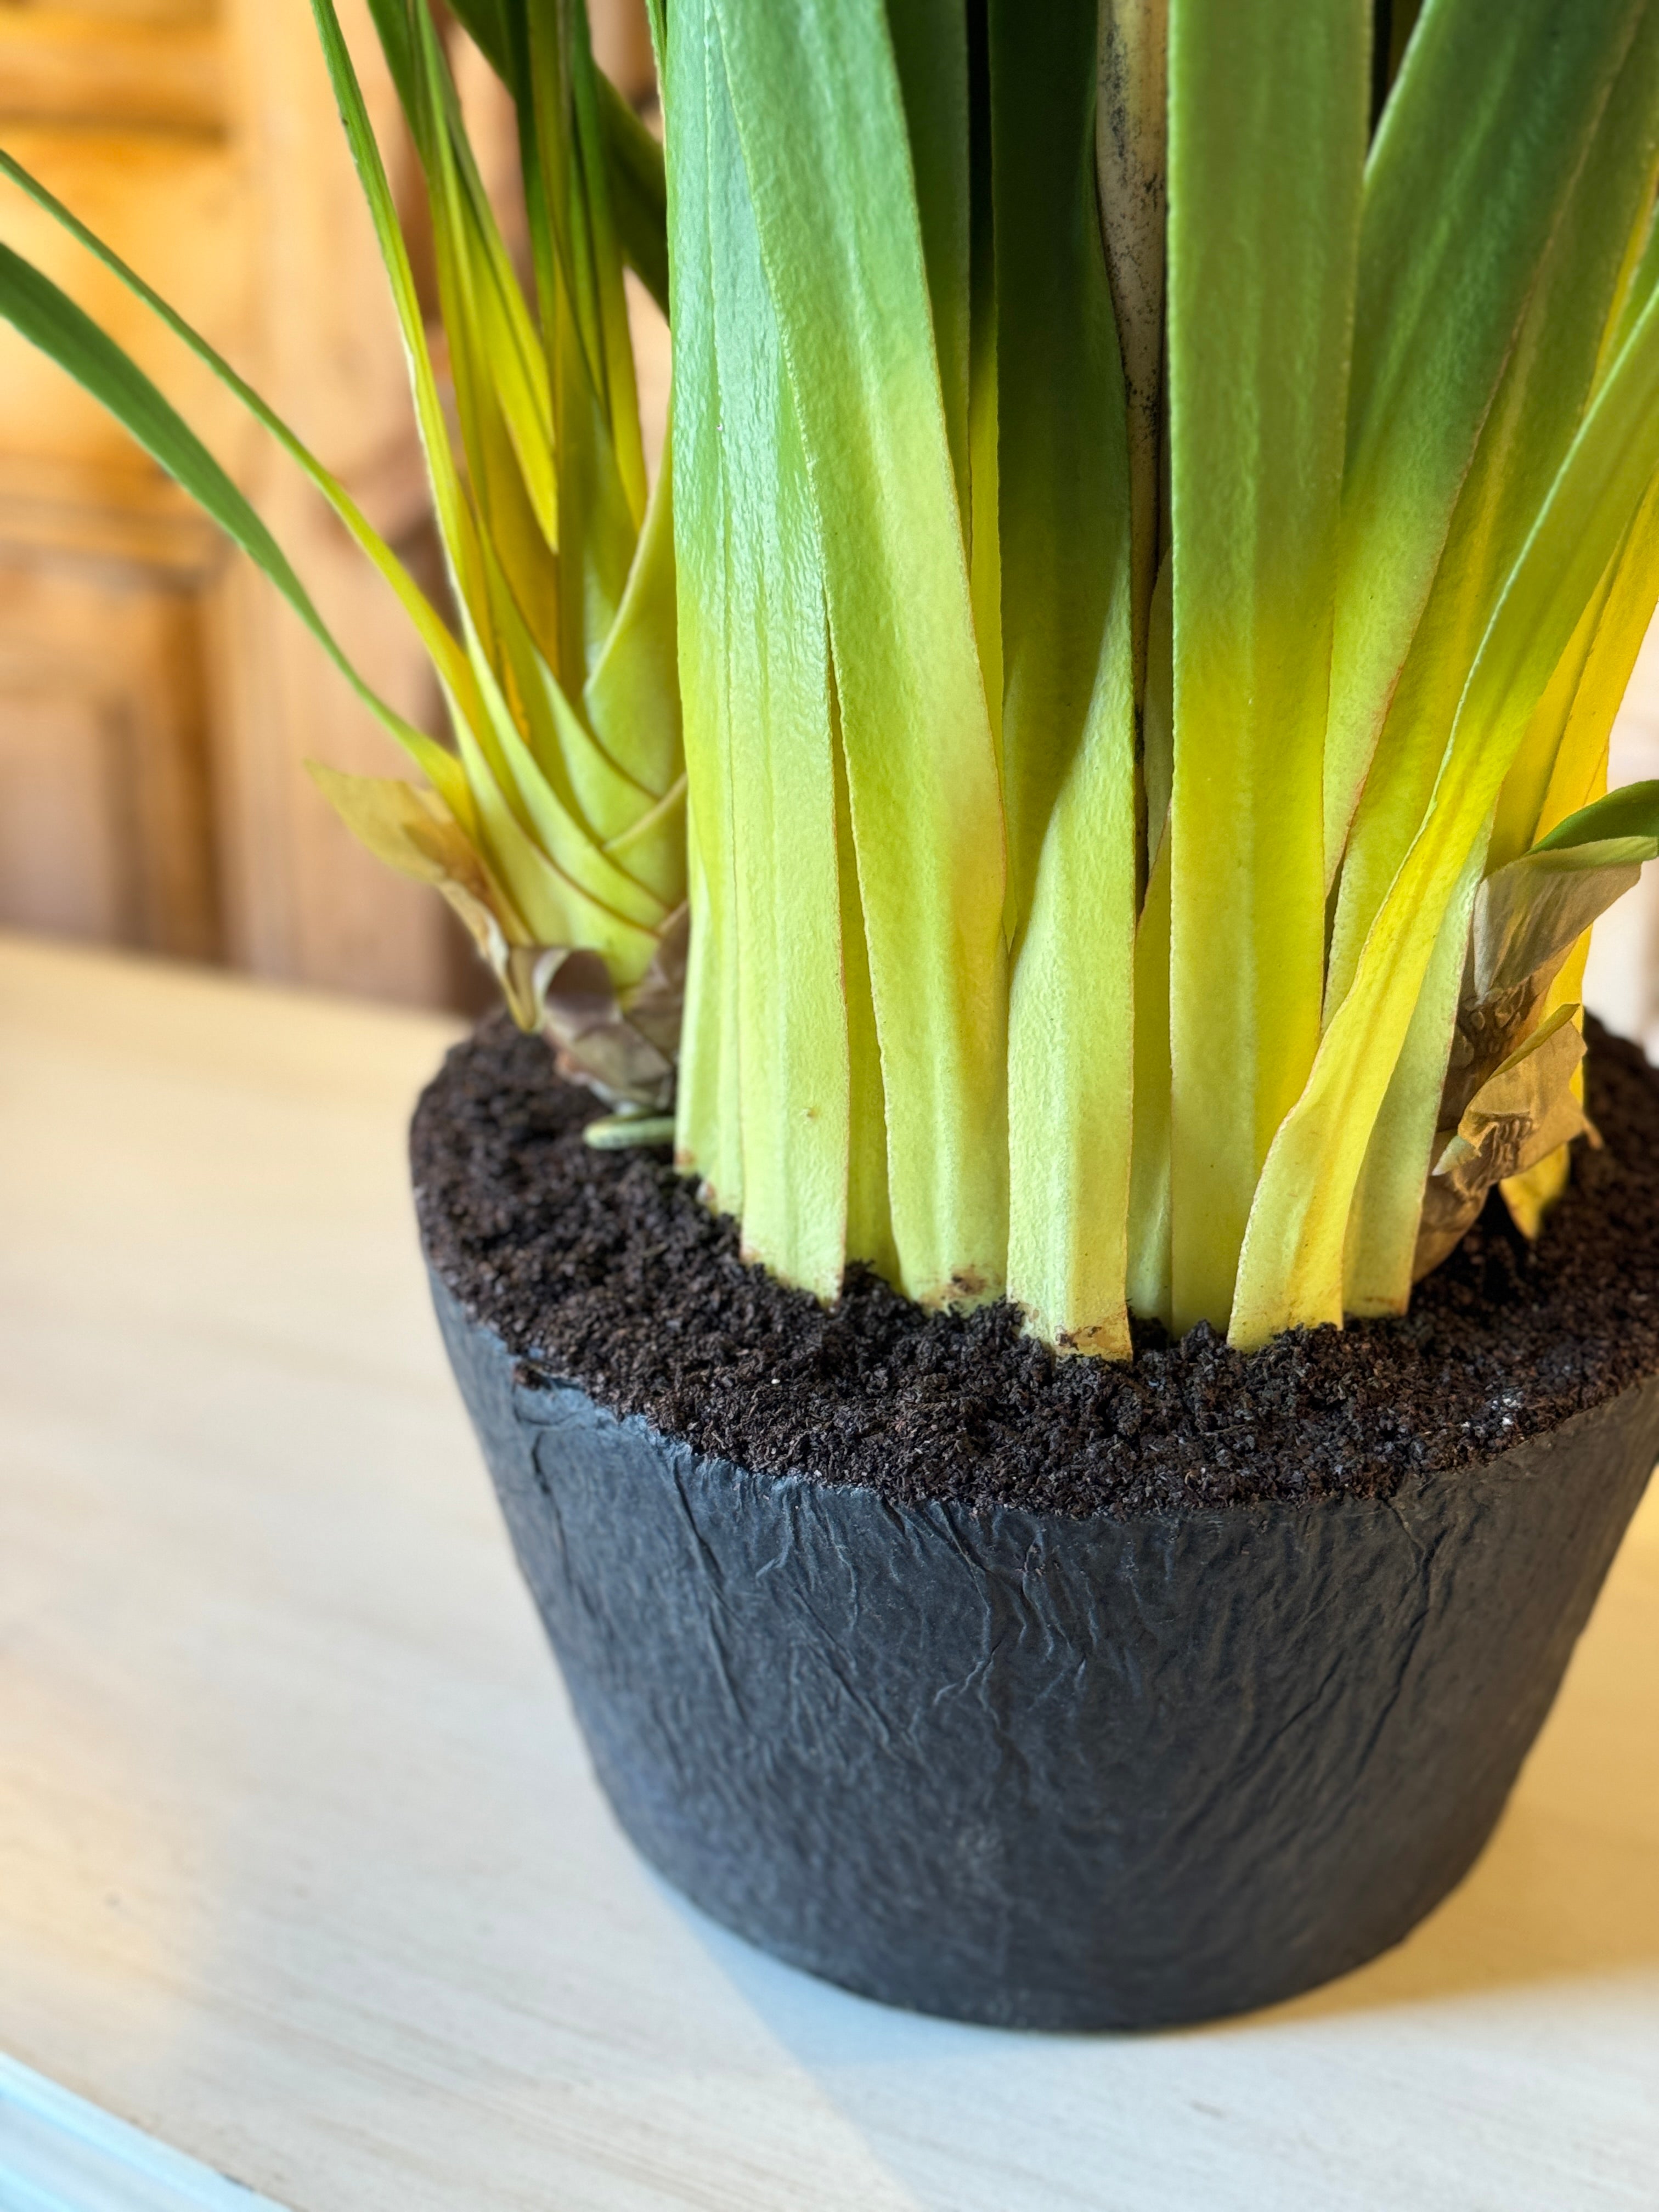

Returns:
1327,4,1659,1018
359,0,681,939
1126,829,1173,1324
1535,478,1659,843
996,0,1137,1356
1340,823,1489,1317
706,0,1009,1305
584,424,682,803
688,5,850,1298
425,5,563,554
1321,0,1643,873
309,0,487,631
596,75,670,316
443,0,670,313
0,241,464,811
1233,275,1659,1349
659,0,742,1211
1164,0,1368,1335
390,0,568,675
885,0,972,529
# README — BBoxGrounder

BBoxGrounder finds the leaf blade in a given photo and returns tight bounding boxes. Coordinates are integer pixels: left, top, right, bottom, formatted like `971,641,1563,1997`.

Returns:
706,0,1010,1305
1233,266,1659,1348
995,0,1137,1356
1322,0,1643,870
1164,0,1368,1333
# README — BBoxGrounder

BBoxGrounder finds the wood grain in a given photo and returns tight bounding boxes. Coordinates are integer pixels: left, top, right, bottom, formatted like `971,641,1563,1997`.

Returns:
0,3,459,1005
0,933,1655,2211
0,2050,290,2209
0,13,225,136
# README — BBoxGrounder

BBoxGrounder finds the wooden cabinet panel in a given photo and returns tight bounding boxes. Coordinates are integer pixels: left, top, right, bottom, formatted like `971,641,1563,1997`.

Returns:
0,0,659,1009
0,0,461,1003
0,556,218,953
0,692,131,940
0,10,224,135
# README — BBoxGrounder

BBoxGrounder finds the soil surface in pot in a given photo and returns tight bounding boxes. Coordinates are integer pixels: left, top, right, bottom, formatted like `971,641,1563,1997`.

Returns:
413,1016,1659,1519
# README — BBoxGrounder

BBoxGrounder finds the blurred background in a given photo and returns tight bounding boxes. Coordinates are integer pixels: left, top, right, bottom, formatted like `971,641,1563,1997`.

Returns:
0,0,665,1015
0,0,1655,1048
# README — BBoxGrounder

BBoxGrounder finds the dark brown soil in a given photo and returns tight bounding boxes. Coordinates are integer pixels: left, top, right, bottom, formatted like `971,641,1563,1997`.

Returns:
411,1015,1659,1519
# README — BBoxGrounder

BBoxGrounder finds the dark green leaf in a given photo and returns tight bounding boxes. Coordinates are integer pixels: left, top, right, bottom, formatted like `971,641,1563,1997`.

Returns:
1534,778,1659,851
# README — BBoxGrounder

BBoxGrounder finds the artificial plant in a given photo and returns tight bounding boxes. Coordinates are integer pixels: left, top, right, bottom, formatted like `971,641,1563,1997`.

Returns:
5,0,1659,1354
658,0,1659,1352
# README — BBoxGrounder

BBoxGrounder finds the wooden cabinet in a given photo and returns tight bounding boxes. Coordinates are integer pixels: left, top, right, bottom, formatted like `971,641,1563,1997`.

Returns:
0,2,241,961
0,0,661,1009
0,0,458,1002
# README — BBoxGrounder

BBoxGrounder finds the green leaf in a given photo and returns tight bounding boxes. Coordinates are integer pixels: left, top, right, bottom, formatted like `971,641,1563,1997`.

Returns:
309,0,492,647
966,0,1002,780
438,32,562,550
887,0,972,526
541,2,649,521
1524,475,1659,850
1126,828,1173,1325
464,595,672,929
704,0,1010,1306
506,0,649,689
832,680,896,1278
1369,0,1424,129
1232,255,1659,1350
1327,2,1659,1015
452,714,659,978
1322,0,1643,871
444,0,669,314
1487,557,1624,875
442,0,510,76
1534,778,1659,852
654,0,740,1213
404,0,565,634
596,70,670,316
672,8,850,1298
1164,0,1368,1334
0,241,462,809
995,0,1137,1356
1342,825,1488,1318
584,424,684,803
363,0,420,111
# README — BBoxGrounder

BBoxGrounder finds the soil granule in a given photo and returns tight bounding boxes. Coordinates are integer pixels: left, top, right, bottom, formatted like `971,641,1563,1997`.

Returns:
412,1015,1659,1519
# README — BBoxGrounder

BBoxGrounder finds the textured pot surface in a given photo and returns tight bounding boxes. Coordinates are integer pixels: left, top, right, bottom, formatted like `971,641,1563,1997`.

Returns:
433,1273,1659,2031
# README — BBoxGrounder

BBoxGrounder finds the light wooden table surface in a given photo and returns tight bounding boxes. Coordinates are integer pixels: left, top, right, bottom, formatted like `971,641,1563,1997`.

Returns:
2,931,1657,2212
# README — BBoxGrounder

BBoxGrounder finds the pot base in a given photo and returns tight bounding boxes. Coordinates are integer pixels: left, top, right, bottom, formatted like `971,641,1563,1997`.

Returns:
434,1273,1659,2032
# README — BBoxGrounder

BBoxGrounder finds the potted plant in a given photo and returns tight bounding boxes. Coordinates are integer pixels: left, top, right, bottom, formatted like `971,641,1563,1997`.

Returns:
9,0,1659,2030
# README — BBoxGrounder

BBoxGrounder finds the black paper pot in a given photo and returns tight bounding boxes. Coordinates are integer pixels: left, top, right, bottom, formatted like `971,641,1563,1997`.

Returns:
432,1272,1659,2032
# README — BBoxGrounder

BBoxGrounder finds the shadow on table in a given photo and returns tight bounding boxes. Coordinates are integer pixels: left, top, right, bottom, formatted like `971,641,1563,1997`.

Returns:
652,1525,1659,2210
678,1754,1659,2042
665,1722,1659,2208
